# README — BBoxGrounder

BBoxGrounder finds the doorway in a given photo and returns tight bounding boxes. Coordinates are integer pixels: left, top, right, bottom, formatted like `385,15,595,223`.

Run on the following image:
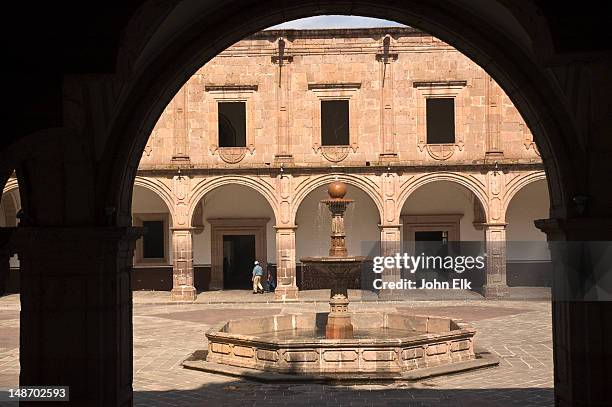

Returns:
223,235,256,289
208,217,269,290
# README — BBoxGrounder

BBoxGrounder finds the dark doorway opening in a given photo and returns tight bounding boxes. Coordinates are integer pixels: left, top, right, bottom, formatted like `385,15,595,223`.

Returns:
414,230,449,281
415,230,447,243
223,235,256,289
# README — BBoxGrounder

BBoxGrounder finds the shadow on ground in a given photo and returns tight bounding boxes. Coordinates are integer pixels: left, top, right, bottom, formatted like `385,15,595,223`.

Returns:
134,376,553,407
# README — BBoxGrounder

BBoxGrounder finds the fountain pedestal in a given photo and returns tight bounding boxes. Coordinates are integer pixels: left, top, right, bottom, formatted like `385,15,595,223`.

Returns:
299,180,367,339
326,294,353,339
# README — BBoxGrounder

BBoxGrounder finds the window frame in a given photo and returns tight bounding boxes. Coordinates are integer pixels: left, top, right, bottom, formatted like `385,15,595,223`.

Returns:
413,80,467,159
425,97,456,145
133,213,170,265
217,101,248,148
205,84,258,163
308,82,361,161
320,99,351,147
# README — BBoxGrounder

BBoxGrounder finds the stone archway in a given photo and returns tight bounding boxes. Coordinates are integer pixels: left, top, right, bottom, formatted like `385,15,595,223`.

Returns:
502,171,548,219
1,186,19,228
4,3,609,406
133,176,176,222
291,174,384,224
397,172,489,222
505,178,551,287
189,182,277,291
98,6,597,403
131,182,175,291
294,181,381,291
399,178,489,292
188,176,279,227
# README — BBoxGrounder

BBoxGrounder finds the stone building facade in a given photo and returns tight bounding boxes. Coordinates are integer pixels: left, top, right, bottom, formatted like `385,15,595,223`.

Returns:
2,27,550,300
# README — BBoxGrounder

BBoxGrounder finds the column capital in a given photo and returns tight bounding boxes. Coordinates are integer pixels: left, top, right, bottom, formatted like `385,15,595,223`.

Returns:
482,222,507,228
274,225,298,231
535,217,612,240
170,226,196,232
378,223,402,229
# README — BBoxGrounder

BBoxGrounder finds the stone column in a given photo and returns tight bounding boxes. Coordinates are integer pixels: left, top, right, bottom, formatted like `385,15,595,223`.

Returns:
535,217,612,407
170,227,196,301
274,225,298,300
377,224,401,298
14,226,140,406
482,223,509,298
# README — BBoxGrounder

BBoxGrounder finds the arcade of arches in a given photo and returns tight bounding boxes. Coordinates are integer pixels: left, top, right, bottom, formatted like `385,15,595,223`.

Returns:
0,2,611,406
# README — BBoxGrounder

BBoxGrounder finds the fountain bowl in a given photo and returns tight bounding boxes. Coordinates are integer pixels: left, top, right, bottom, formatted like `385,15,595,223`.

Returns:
300,256,367,291
187,311,498,381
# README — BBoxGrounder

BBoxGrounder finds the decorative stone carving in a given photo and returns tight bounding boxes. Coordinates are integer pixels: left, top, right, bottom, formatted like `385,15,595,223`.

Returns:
424,144,456,160
313,144,358,163
172,203,186,226
209,145,247,163
173,175,189,201
521,123,541,156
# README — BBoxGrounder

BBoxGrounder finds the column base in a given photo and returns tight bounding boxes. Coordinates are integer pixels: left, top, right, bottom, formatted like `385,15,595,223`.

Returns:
274,285,298,301
171,286,197,302
481,284,509,299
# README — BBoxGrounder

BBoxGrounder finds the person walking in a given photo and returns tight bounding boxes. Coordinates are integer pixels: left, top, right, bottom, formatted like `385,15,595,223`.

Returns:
252,260,264,294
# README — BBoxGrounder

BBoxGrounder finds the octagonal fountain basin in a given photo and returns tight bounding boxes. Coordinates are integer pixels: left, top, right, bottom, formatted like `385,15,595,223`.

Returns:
184,312,499,382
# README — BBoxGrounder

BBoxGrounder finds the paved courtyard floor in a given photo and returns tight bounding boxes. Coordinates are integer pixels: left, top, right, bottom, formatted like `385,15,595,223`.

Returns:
0,290,553,406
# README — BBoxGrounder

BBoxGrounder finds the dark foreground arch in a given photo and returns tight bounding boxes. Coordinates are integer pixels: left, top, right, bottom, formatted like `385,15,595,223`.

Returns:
0,2,610,406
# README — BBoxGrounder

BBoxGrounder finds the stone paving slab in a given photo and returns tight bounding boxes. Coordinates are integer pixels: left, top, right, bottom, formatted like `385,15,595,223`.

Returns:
395,305,534,321
150,308,282,325
0,291,553,406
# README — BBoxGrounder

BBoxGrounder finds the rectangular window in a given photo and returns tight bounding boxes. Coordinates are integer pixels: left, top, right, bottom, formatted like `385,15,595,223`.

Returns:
218,102,246,147
426,98,455,144
142,220,165,259
321,100,349,146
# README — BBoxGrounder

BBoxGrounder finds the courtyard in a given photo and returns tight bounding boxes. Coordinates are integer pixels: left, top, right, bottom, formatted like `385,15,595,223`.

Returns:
0,290,552,406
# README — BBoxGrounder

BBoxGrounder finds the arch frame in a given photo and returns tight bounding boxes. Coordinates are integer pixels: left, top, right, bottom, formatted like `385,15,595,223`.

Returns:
396,172,489,222
133,176,175,225
502,170,548,218
187,175,279,228
291,173,384,225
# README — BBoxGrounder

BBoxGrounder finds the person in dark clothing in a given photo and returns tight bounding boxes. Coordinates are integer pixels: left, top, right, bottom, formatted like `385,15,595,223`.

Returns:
265,268,276,293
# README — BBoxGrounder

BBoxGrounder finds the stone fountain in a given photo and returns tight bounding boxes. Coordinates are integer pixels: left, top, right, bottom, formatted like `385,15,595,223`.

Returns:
185,181,498,381
300,180,366,339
